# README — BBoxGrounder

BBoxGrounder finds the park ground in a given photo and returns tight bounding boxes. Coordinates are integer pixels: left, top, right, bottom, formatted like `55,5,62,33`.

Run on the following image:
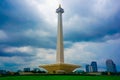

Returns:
0,75,120,80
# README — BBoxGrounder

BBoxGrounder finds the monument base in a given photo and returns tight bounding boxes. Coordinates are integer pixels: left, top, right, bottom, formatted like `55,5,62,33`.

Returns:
39,63,81,74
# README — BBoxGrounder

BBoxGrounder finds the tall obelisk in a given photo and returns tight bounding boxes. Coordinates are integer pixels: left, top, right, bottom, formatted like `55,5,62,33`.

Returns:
39,4,80,74
56,4,64,63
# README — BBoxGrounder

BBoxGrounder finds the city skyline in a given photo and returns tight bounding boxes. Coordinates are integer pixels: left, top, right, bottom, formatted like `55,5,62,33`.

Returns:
0,0,120,72
86,61,98,72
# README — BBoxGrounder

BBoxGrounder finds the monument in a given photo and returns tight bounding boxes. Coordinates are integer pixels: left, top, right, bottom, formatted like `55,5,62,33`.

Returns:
39,4,80,74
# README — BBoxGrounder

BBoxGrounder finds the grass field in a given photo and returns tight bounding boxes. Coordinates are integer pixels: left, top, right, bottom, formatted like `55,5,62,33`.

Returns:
0,75,120,80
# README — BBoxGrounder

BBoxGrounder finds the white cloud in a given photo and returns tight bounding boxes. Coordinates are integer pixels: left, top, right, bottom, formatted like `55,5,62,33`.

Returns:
64,14,97,34
103,33,120,41
2,46,56,64
1,37,120,71
64,38,120,71
0,56,24,64
22,0,60,26
3,46,33,53
64,42,97,64
25,29,54,38
35,48,56,63
92,0,119,19
63,0,120,33
0,30,8,40
1,46,56,70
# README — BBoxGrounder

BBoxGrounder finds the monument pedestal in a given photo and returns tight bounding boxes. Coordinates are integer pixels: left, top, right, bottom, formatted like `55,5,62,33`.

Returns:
39,63,80,74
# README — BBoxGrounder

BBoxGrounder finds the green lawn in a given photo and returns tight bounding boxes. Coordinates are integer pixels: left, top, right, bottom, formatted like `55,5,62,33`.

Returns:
0,75,120,80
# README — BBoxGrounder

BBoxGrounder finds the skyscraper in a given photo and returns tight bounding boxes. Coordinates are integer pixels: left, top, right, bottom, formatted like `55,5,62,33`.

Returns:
106,59,117,72
86,64,93,72
86,61,98,72
91,61,98,72
86,64,89,72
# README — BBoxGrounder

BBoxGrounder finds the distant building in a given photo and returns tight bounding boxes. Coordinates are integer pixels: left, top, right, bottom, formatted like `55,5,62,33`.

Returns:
89,65,93,72
86,64,89,72
24,68,30,72
86,61,98,72
91,61,98,72
86,64,93,72
106,59,117,72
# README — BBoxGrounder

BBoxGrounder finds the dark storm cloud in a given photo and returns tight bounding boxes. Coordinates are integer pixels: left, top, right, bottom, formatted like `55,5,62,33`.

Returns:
0,0,120,47
0,0,57,48
64,18,120,42
0,51,33,57
0,0,120,71
0,0,44,31
63,0,120,42
0,48,34,57
0,34,56,48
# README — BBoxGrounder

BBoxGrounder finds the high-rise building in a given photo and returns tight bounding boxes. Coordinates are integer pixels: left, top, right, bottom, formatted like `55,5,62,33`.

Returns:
91,61,98,72
86,64,93,72
86,61,98,72
86,64,89,72
106,59,117,72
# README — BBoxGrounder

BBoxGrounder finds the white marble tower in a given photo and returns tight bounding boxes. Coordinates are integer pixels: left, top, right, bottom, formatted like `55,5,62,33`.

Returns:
39,4,80,74
56,4,64,63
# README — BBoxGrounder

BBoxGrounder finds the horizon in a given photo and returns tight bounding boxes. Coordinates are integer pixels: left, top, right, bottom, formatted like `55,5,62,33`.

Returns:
0,0,120,72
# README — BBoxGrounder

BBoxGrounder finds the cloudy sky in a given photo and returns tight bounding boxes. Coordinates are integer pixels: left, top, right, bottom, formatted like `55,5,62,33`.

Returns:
0,0,120,72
